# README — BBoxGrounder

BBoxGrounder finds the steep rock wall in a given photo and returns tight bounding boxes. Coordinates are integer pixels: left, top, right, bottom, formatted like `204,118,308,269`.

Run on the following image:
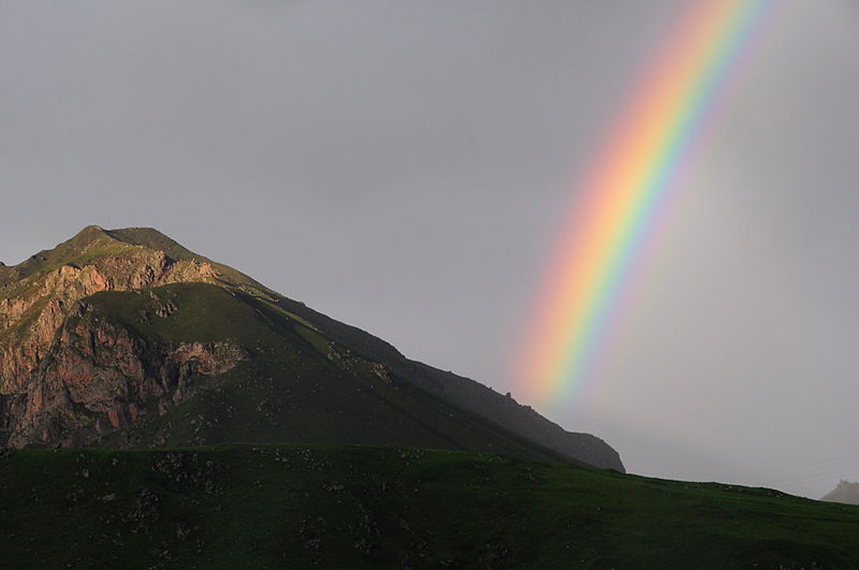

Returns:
0,244,233,448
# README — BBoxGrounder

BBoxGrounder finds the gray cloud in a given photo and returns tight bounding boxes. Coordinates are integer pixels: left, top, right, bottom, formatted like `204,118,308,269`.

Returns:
1,1,858,498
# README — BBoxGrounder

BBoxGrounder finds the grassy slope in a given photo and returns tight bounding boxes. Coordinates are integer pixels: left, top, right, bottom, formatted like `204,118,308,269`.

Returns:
82,283,573,464
1,444,857,569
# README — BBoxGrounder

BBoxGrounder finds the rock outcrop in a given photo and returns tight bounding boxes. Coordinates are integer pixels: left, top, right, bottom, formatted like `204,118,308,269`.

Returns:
0,227,236,447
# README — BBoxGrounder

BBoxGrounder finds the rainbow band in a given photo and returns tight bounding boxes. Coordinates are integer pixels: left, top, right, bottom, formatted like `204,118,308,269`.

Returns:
517,0,773,410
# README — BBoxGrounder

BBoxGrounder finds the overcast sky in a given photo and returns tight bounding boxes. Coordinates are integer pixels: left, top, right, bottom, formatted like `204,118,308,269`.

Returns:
2,0,859,498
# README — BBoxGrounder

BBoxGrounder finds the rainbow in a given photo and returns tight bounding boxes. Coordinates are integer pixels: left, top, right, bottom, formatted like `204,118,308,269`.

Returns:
516,0,774,410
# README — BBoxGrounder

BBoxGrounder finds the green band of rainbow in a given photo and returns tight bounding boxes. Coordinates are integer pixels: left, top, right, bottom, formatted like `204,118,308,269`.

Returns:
516,0,774,411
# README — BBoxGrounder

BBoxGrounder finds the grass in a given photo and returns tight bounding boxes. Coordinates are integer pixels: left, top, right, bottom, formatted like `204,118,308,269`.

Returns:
0,444,857,569
74,282,574,465
6,227,855,567
82,283,282,346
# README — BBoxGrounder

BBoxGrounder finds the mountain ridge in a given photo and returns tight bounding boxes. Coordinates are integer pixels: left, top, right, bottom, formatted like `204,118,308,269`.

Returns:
0,226,623,471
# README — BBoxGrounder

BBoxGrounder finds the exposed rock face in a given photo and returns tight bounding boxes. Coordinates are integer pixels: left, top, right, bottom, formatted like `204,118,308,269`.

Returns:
0,226,625,472
0,247,218,394
0,228,237,447
9,313,245,448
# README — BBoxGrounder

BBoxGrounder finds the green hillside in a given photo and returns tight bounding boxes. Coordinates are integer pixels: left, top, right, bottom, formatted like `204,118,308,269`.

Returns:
0,226,624,470
1,444,856,569
63,281,572,463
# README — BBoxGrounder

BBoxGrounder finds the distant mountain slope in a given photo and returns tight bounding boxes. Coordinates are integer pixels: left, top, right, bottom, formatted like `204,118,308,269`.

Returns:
0,226,623,471
822,480,859,505
2,445,858,569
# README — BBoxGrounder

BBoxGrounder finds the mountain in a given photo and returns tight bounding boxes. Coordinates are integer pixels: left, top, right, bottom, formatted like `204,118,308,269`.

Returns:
822,480,859,505
0,226,623,471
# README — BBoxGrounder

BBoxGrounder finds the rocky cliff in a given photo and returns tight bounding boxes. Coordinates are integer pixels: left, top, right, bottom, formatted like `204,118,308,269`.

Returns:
0,226,624,471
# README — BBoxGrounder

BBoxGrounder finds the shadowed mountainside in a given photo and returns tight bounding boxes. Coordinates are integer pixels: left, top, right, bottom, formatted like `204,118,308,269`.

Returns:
0,226,622,471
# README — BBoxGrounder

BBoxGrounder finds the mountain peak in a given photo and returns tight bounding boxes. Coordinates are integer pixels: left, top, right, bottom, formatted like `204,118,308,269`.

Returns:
1,226,205,287
104,227,202,263
66,224,111,247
